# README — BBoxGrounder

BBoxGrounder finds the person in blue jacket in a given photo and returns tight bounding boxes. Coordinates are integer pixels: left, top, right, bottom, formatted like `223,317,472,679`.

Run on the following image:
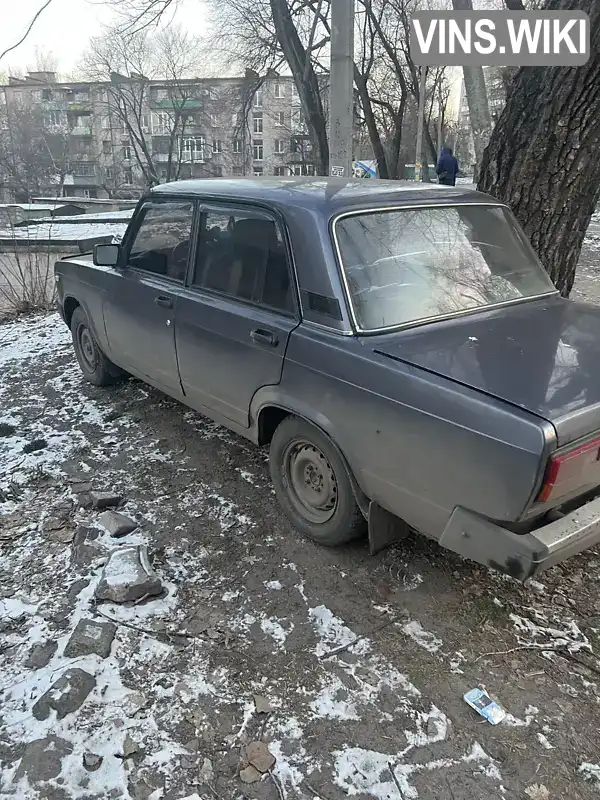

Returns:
436,146,459,186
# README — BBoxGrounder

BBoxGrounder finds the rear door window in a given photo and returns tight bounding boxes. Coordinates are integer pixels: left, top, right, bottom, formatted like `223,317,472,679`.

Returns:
191,207,294,314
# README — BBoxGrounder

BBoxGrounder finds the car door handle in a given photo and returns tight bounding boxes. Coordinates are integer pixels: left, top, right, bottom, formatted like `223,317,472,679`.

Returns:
250,328,278,347
154,295,173,309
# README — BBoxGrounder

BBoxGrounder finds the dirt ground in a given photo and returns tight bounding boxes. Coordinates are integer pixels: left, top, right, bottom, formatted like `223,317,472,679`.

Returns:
2,233,600,800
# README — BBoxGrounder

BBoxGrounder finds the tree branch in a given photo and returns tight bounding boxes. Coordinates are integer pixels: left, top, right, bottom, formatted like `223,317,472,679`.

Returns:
0,0,55,63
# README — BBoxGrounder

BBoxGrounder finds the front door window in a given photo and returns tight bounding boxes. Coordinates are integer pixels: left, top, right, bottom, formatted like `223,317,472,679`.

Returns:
128,201,194,282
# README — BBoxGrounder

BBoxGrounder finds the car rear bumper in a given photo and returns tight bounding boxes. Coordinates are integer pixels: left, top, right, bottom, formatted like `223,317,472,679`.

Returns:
438,495,600,581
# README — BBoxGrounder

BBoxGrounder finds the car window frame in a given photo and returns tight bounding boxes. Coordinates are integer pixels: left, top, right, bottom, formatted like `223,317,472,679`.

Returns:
330,201,559,335
121,196,199,287
187,200,300,320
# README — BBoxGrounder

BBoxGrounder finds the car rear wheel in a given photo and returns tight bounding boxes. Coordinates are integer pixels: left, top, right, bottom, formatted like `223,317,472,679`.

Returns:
269,416,366,546
71,307,122,387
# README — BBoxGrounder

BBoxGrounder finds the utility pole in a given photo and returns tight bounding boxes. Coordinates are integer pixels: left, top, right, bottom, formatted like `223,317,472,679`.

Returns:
329,0,354,179
414,66,426,182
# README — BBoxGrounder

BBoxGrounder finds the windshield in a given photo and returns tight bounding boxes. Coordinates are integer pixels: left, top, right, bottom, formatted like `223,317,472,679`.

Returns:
334,204,556,332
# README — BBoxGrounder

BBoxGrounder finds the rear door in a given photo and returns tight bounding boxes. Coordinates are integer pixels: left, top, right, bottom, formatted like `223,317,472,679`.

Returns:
103,198,195,394
176,202,299,427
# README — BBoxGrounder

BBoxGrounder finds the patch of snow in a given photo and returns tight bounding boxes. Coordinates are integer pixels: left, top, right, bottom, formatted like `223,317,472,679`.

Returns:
502,705,539,727
260,616,292,649
401,620,443,654
309,605,371,658
536,732,554,750
265,580,283,591
579,762,600,789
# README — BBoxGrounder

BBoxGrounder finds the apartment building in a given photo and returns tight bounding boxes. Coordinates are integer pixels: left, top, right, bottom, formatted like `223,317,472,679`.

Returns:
0,70,320,201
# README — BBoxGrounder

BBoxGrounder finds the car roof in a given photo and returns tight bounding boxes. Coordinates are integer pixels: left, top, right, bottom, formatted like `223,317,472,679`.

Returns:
150,177,497,215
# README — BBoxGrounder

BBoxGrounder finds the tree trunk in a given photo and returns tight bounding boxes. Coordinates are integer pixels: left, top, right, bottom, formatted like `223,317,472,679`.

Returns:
478,0,600,296
451,0,492,178
354,67,389,178
270,0,329,174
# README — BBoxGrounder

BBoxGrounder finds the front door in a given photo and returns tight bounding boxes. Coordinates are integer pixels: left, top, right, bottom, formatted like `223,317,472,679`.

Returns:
103,198,195,394
176,204,299,426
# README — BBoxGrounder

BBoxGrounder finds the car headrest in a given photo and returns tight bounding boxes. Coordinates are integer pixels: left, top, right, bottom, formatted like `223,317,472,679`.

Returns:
232,218,277,250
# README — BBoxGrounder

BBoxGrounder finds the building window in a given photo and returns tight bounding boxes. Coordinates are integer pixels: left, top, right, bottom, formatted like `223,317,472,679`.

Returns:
231,113,238,128
102,140,111,155
155,112,169,132
275,111,285,127
292,109,305,131
124,167,133,184
253,112,263,134
42,88,52,101
73,163,96,177
275,83,284,99
232,139,242,154
45,110,61,127
123,145,132,160
291,83,300,104
274,139,285,154
274,166,286,176
183,137,205,162
142,114,150,131
232,166,244,176
212,139,222,154
210,114,218,127
253,168,264,176
253,88,262,107
253,140,263,161
105,167,113,179
213,165,223,177
289,164,315,176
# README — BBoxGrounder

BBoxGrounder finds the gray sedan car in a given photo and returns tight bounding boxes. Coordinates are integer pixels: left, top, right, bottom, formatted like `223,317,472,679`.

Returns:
55,178,600,580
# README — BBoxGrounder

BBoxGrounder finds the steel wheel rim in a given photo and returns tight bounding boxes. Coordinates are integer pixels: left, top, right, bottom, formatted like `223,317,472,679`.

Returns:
78,325,96,372
283,439,338,524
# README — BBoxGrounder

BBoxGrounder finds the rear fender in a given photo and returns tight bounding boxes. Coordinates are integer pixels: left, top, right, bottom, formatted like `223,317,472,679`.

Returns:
252,390,370,519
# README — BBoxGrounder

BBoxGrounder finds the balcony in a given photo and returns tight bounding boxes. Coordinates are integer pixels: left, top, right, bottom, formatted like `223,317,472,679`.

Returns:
70,125,93,136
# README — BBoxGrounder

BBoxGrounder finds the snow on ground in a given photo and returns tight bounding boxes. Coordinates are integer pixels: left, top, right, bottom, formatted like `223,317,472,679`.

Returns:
3,295,600,798
0,312,507,800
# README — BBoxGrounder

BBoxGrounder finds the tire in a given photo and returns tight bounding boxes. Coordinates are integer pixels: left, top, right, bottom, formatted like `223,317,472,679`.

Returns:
70,307,121,387
269,415,366,546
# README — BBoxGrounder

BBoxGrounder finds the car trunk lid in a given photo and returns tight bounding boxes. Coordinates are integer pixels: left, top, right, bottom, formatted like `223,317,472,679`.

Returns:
368,296,600,448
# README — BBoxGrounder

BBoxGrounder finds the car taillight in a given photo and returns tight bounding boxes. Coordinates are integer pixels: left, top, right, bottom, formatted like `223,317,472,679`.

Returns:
538,436,600,503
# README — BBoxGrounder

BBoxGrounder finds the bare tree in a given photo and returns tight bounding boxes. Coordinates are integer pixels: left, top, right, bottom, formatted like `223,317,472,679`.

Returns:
0,97,72,200
82,25,207,189
479,0,600,296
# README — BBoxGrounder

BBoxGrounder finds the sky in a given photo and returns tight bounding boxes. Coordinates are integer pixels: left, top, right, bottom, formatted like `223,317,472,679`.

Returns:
0,0,208,76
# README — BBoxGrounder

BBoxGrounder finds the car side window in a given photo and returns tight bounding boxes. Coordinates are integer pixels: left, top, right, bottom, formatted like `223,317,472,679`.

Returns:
128,201,194,282
192,208,294,314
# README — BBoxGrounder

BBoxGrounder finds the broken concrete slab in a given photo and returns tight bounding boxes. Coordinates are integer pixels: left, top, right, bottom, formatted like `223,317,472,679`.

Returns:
71,527,104,569
25,640,57,669
32,668,96,721
64,618,117,659
95,545,162,604
98,510,138,538
246,741,276,773
71,481,93,494
83,752,103,772
90,491,122,510
240,764,262,783
13,736,73,784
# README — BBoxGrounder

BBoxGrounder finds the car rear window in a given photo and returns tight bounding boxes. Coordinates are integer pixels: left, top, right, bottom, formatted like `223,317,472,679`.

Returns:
334,204,556,332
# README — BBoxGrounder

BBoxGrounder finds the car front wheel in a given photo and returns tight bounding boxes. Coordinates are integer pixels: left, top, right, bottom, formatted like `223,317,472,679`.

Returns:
70,307,121,387
269,416,366,546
